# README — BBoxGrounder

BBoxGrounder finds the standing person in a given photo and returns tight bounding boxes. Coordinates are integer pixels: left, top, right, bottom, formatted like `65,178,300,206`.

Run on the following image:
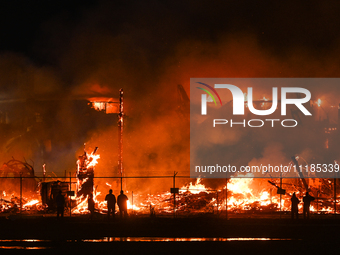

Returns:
105,189,116,220
291,192,300,220
117,190,128,218
88,193,95,220
56,190,65,219
303,192,315,219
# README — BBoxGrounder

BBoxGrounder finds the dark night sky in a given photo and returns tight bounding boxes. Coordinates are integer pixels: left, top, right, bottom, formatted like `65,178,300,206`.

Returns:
2,0,340,66
0,0,95,54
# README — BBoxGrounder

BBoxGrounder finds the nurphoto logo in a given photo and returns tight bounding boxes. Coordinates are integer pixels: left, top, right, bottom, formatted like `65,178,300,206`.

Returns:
190,78,339,178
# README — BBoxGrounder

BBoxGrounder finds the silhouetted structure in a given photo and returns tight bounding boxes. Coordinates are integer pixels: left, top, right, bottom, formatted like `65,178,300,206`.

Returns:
56,190,65,218
88,194,95,220
41,181,69,209
117,190,128,218
303,192,315,219
105,189,116,220
291,192,300,219
77,147,98,198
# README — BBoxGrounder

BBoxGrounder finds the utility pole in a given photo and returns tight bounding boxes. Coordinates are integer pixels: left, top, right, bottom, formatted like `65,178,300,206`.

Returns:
118,89,124,192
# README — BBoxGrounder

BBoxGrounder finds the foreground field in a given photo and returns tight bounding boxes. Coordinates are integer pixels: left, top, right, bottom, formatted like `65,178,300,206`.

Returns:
0,214,338,254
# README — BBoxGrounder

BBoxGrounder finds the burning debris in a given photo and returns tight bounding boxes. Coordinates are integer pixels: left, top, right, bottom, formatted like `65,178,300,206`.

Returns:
77,146,99,198
0,138,339,217
0,162,339,216
0,159,40,213
71,146,101,214
0,159,38,195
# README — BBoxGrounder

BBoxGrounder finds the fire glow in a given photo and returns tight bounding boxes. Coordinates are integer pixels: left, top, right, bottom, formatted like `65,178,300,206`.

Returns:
0,147,338,216
0,176,337,215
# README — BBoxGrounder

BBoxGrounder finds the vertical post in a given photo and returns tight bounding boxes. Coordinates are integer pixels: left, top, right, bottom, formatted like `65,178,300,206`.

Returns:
43,164,46,182
279,175,282,219
334,178,337,214
225,179,228,219
20,173,22,214
317,190,319,214
118,89,124,192
318,180,321,214
216,191,219,217
132,191,134,215
69,172,72,217
173,172,177,218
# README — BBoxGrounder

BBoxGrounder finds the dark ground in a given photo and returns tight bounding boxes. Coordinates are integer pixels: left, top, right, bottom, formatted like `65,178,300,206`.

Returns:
0,213,339,254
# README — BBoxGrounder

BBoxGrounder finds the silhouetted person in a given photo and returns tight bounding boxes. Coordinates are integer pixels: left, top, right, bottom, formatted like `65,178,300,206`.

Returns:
105,189,116,220
291,192,300,220
56,190,65,219
117,190,128,218
88,194,95,220
303,192,315,219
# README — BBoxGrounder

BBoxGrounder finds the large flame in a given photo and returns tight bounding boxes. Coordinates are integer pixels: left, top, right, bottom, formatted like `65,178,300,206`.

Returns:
180,178,209,194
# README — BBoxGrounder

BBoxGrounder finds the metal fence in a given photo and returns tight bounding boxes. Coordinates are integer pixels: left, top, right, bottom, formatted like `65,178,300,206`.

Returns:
0,175,225,217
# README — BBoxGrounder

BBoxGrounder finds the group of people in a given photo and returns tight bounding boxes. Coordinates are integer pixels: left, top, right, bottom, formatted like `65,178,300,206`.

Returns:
105,189,129,219
55,189,129,220
291,192,315,220
58,189,317,220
